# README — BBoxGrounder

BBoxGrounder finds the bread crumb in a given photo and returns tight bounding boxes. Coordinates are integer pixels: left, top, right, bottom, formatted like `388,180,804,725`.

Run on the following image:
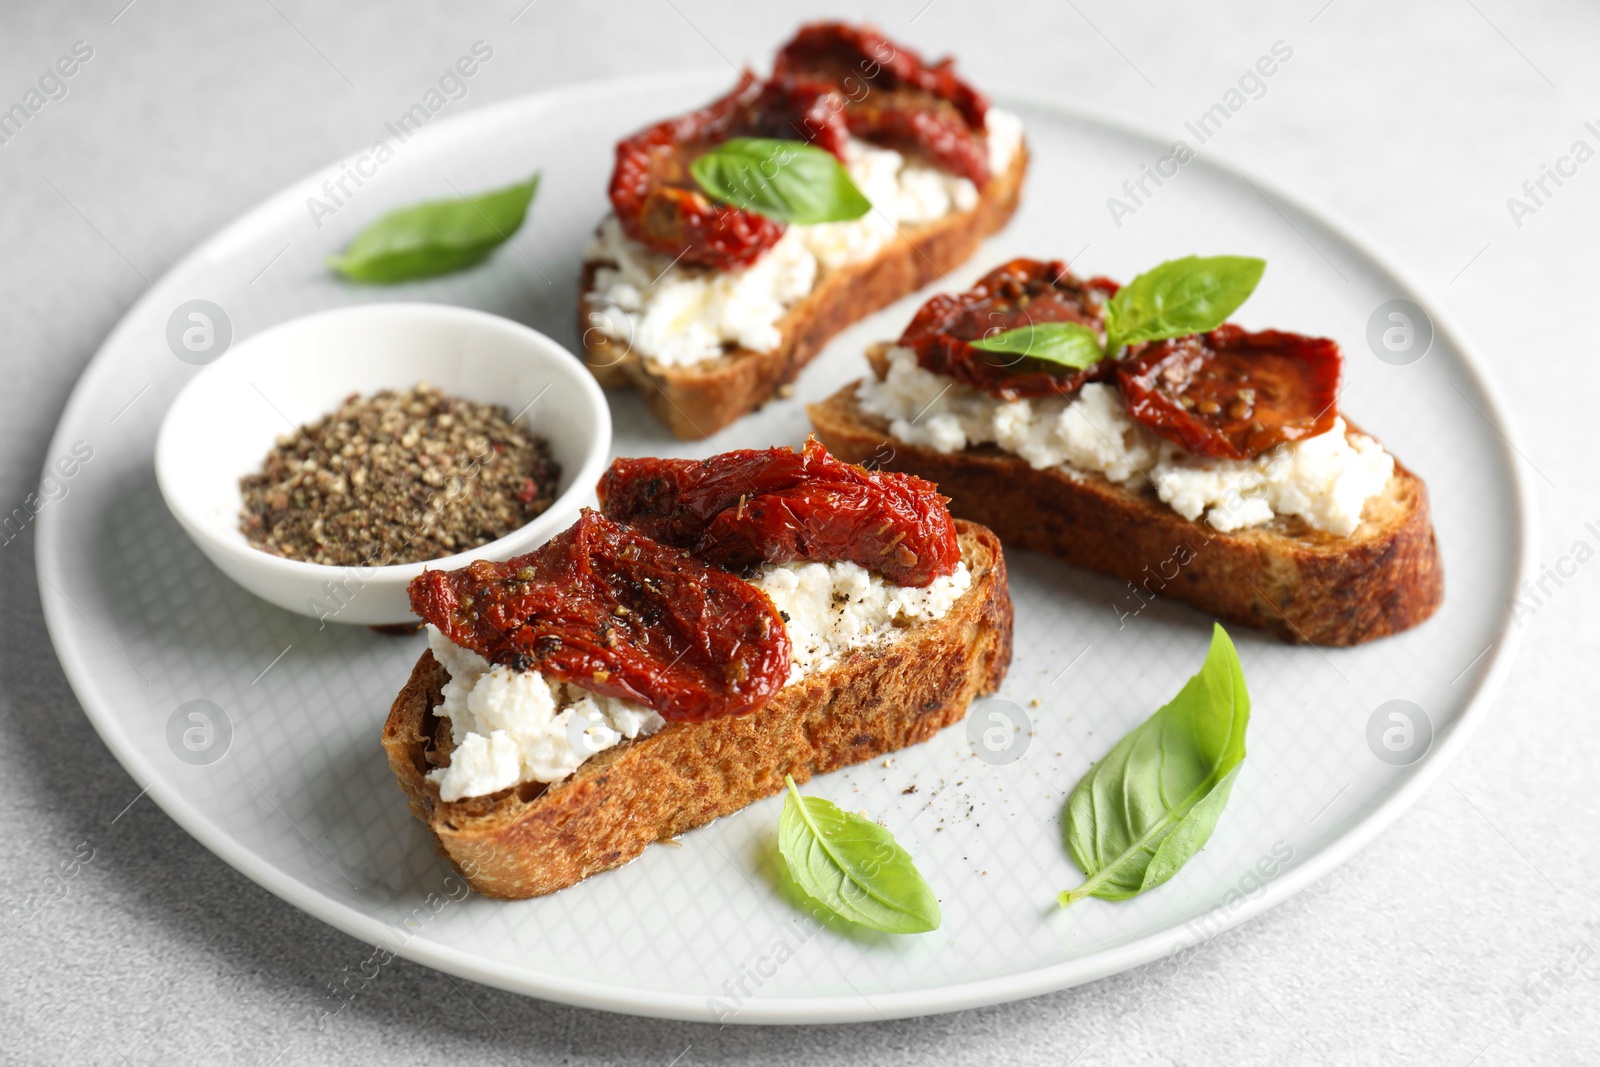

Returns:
882,757,896,768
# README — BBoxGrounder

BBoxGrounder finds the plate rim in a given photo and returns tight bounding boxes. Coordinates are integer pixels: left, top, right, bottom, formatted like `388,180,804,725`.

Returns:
36,71,1538,1025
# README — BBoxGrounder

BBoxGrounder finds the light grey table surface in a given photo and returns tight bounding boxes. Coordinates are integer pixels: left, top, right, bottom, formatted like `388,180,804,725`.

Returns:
2,2,1596,1064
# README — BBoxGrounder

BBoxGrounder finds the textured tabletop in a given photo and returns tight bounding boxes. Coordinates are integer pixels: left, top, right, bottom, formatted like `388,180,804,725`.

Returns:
2,2,1596,1064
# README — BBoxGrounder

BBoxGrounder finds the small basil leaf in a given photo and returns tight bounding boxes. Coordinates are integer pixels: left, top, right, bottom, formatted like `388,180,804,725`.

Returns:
1105,255,1265,353
691,138,871,225
777,775,940,934
327,173,540,284
970,322,1106,371
1059,623,1250,907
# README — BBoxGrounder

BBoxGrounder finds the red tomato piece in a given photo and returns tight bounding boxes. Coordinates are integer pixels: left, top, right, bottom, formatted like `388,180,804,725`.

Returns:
597,437,960,587
408,510,792,723
774,22,990,183
900,258,1122,401
1116,325,1343,459
609,74,797,272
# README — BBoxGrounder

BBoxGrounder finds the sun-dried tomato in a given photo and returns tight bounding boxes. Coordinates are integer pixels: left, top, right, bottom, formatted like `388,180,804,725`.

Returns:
1117,325,1343,459
598,437,960,587
774,22,990,183
900,258,1122,401
408,510,791,723
607,22,993,270
608,73,797,272
840,89,989,187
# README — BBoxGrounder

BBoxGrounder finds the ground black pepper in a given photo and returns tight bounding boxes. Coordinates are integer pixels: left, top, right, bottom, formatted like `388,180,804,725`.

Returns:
239,383,560,567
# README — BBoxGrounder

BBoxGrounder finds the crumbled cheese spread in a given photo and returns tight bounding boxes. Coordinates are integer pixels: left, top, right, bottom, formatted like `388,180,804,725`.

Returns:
425,626,666,802
583,109,1023,369
857,346,1394,536
749,558,972,684
428,557,971,800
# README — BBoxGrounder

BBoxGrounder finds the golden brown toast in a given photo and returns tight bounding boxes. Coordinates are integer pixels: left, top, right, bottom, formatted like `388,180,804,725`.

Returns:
382,522,1012,899
577,144,1028,439
808,365,1442,647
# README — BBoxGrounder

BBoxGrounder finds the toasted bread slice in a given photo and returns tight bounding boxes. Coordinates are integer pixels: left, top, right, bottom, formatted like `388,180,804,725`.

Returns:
808,363,1443,647
577,144,1028,439
382,522,1012,899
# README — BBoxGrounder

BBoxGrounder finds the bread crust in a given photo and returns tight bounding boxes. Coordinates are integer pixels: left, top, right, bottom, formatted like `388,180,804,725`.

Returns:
382,523,1012,899
808,382,1443,647
577,143,1029,439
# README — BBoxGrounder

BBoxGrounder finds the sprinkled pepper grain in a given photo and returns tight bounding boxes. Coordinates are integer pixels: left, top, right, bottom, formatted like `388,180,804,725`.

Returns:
239,383,560,567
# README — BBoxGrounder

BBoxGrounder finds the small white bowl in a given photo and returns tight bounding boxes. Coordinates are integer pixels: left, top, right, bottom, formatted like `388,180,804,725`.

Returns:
155,303,612,626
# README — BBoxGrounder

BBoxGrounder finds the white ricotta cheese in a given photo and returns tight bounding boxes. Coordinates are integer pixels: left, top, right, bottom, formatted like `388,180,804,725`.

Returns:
583,216,818,368
583,110,1023,369
984,106,1025,177
749,558,972,684
424,626,666,803
428,557,971,800
857,346,1394,537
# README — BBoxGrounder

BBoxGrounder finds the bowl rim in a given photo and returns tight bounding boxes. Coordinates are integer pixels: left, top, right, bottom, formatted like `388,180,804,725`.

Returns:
153,301,613,585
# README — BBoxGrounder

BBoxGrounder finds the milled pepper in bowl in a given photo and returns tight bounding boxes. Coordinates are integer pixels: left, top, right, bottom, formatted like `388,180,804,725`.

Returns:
239,383,560,568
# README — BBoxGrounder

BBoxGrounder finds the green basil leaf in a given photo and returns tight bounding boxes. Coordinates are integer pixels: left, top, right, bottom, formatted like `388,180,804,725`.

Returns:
1104,255,1265,353
691,138,871,225
1058,623,1250,907
327,173,540,284
969,321,1106,371
777,775,940,933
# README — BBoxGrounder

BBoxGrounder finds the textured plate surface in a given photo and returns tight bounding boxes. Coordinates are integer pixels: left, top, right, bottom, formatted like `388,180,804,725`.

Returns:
36,71,1532,1024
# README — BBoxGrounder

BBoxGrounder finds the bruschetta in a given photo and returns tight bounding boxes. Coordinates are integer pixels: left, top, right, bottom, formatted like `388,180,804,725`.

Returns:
383,439,1012,898
809,257,1443,645
578,22,1027,439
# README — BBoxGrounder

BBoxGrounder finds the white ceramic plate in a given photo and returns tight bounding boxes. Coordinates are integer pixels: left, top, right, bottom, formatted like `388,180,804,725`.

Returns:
37,71,1534,1024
